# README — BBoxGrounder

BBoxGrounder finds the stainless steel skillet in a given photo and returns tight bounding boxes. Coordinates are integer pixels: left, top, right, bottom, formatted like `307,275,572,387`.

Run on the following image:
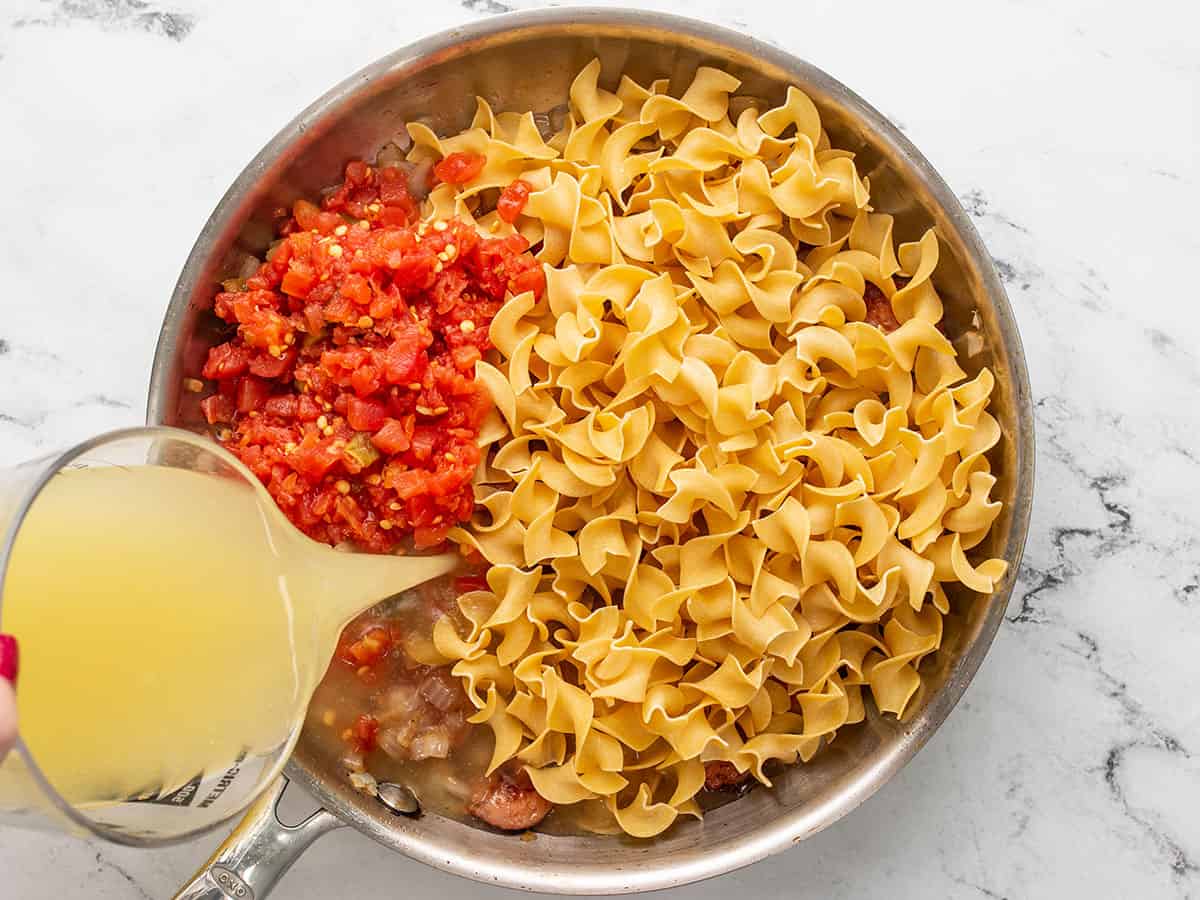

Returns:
149,9,1035,897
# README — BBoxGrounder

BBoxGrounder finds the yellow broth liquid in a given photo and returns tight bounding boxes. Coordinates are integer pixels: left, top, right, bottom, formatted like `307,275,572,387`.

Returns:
0,465,453,812
305,584,746,837
306,586,493,819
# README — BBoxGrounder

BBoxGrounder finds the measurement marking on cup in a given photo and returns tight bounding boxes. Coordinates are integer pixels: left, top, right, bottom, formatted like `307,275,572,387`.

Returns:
198,751,247,809
210,866,252,899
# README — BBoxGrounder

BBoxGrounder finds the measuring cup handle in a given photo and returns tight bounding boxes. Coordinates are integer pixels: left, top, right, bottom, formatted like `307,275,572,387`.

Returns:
173,776,342,900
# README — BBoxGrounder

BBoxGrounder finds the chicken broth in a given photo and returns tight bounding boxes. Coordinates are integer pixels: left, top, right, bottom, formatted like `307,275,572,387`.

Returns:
307,575,482,805
308,577,565,831
306,572,750,837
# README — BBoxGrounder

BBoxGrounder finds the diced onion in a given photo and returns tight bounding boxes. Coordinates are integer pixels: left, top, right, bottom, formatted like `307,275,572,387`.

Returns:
408,160,433,200
392,130,413,153
379,684,422,719
376,141,408,168
377,720,418,760
349,771,379,796
237,253,262,280
419,674,458,712
410,728,451,761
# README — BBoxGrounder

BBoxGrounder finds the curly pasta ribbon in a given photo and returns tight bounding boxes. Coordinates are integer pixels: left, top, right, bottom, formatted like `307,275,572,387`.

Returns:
410,60,1009,838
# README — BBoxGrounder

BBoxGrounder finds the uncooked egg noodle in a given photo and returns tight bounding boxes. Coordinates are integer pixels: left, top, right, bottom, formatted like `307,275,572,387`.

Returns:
404,60,1008,837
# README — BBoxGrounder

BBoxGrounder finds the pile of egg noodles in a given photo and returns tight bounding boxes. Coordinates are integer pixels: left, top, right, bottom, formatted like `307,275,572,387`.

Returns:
409,60,1008,837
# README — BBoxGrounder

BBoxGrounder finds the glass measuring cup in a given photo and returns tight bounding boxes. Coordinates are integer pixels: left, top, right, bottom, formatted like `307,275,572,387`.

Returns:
0,426,455,845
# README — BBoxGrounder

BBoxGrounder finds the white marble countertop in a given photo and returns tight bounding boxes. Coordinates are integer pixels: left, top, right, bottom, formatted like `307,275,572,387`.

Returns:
2,0,1198,897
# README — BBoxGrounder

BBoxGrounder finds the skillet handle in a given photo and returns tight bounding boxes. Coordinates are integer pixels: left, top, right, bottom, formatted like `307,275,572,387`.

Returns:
173,776,343,900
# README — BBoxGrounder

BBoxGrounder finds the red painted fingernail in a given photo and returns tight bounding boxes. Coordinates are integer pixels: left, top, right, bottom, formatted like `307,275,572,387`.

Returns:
0,634,18,684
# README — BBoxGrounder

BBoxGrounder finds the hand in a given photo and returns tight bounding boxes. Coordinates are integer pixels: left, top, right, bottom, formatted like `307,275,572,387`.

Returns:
0,635,17,762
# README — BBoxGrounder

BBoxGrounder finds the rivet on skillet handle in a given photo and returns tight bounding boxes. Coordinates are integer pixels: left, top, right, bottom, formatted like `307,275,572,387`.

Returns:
376,782,421,817
174,777,343,900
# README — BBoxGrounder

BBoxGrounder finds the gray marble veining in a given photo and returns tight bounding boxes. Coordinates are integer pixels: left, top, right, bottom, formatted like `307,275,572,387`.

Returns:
1,0,1197,897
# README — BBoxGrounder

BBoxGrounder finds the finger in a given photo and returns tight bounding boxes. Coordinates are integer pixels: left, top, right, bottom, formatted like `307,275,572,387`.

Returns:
0,679,15,759
0,634,17,758
0,634,15,684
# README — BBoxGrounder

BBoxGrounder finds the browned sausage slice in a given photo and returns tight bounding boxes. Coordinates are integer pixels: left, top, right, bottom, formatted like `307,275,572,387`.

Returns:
703,760,751,792
468,766,554,831
863,282,901,333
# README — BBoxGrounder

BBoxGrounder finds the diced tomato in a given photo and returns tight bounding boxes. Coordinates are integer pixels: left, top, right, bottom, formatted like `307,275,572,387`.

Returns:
371,418,411,455
347,396,388,432
341,626,392,668
202,343,251,380
451,345,481,371
239,309,292,352
303,303,325,334
376,206,408,228
410,426,439,462
388,250,438,289
378,322,425,384
289,435,343,480
433,152,487,185
497,179,534,223
281,261,317,298
203,161,539,553
248,348,294,379
413,525,449,549
347,364,381,398
297,394,324,421
344,160,369,184
510,265,545,299
236,376,272,413
386,468,429,499
377,166,418,224
200,393,236,425
347,714,379,753
293,199,343,235
263,395,299,418
321,346,370,376
454,573,489,593
339,273,372,306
